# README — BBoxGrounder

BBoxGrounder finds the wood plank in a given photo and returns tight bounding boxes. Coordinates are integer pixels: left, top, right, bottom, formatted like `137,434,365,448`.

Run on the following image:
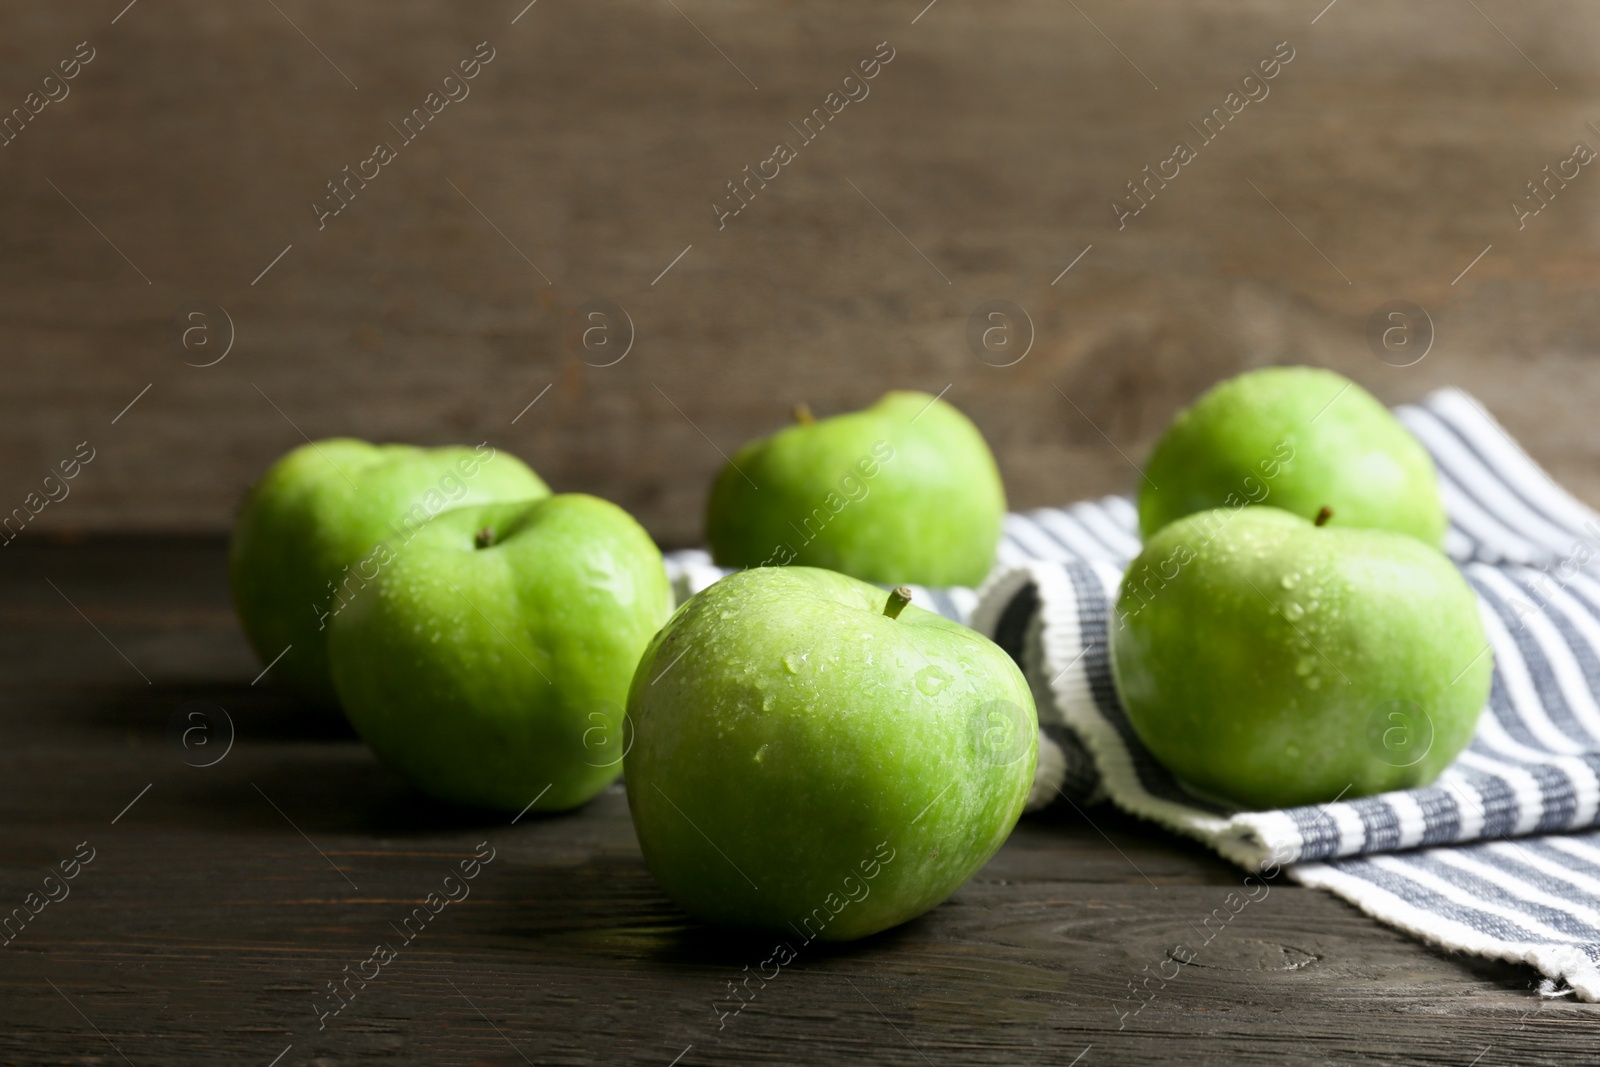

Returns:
2,2,1600,546
1,538,1597,1063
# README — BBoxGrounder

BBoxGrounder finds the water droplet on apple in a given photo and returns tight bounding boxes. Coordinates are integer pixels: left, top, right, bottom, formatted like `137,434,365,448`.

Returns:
753,743,769,763
1306,675,1322,689
1281,573,1300,589
1283,602,1305,621
783,653,802,674
914,666,952,696
1295,657,1315,676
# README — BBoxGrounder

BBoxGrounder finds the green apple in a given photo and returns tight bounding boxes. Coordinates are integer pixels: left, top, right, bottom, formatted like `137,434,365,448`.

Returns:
327,494,671,812
625,566,1036,940
1110,506,1490,809
230,439,548,708
705,392,1006,587
1138,367,1447,546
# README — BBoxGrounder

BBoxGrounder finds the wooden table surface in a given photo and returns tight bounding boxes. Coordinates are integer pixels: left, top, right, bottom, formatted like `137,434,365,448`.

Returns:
1,536,1596,1066
7,1,1600,547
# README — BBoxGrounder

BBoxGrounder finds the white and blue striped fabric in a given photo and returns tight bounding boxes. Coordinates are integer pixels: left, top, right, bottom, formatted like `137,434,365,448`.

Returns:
663,549,982,628
664,387,1600,1000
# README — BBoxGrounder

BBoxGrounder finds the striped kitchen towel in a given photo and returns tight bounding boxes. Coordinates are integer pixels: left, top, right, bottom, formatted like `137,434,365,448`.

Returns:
964,386,1600,1001
663,385,1600,999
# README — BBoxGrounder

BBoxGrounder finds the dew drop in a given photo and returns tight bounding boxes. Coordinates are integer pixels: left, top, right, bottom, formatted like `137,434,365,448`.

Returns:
1306,675,1322,689
783,653,802,674
915,665,952,696
1283,602,1305,621
1295,657,1316,676
753,743,769,764
1281,573,1300,590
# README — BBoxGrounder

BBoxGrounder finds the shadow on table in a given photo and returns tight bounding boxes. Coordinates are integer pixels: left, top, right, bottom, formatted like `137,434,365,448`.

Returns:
181,759,561,837
639,912,930,969
85,679,361,742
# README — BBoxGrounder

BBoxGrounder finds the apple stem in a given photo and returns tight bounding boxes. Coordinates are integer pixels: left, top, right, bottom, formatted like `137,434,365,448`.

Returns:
883,586,913,620
1314,506,1333,528
792,402,815,426
474,526,496,549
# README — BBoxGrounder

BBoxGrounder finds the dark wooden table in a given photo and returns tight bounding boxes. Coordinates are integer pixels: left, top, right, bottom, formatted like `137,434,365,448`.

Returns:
9,1,1600,547
2,536,1596,1065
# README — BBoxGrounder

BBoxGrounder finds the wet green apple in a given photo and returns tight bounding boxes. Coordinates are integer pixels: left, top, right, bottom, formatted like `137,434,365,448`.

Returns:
328,495,671,812
705,392,1006,587
230,440,548,708
625,566,1036,940
1138,367,1447,546
1110,506,1490,809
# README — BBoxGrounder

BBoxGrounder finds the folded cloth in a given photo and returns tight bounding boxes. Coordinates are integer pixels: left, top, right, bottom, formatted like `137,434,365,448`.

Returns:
967,387,1600,1001
662,386,1600,999
664,550,982,628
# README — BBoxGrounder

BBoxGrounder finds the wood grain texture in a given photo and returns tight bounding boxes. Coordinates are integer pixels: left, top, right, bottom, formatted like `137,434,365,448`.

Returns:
1,2,1600,548
1,541,1597,1064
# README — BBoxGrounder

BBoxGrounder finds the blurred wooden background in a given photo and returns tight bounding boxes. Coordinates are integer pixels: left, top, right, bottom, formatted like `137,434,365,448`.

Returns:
3,0,1599,548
